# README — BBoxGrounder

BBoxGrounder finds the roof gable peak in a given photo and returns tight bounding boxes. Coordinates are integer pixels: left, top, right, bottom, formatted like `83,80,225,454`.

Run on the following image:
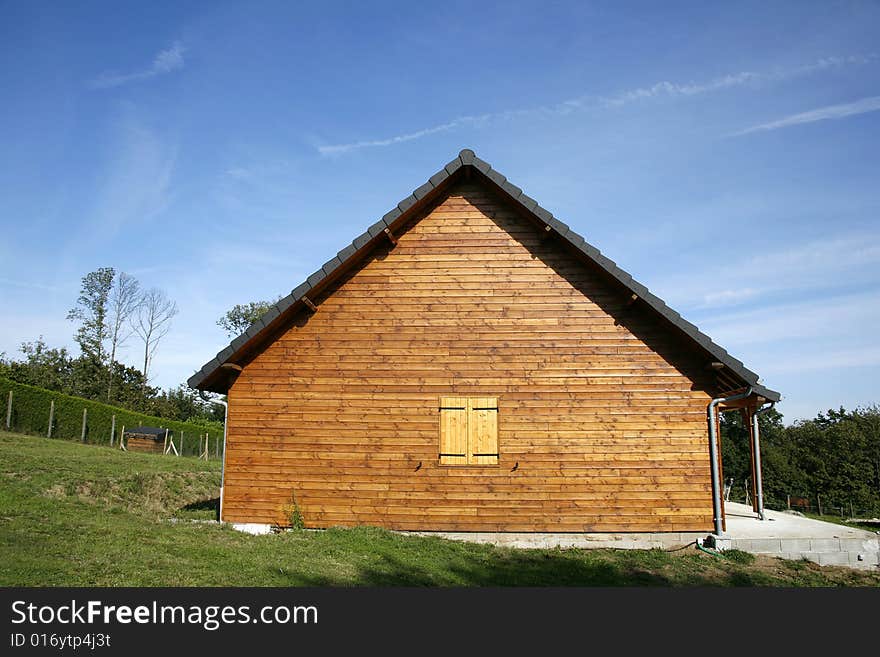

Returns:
188,149,778,402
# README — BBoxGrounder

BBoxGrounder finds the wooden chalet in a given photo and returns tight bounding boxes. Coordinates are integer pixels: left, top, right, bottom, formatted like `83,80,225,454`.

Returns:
189,149,780,535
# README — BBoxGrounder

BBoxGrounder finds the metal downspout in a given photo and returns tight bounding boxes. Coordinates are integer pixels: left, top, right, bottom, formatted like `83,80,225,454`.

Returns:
707,387,753,536
200,392,229,523
752,402,775,521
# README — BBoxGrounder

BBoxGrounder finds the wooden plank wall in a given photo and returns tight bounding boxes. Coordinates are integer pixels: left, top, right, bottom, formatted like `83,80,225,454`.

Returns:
125,436,164,454
223,181,716,532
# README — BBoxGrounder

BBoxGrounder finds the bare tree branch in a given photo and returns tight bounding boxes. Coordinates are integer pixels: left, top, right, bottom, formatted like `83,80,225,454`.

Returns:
132,287,178,397
107,271,142,401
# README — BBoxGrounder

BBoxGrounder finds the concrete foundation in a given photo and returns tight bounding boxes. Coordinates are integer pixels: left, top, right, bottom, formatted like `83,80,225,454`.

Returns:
404,531,706,550
231,522,274,535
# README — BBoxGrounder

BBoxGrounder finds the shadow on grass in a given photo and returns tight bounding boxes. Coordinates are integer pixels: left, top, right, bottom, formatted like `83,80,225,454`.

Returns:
176,497,220,520
294,551,772,587
267,529,771,587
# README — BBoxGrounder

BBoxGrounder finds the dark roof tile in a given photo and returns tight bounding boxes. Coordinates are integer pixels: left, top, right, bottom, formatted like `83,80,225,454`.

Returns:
413,182,434,200
260,303,281,325
336,243,357,262
486,169,507,187
291,282,311,299
397,195,417,213
428,169,449,187
382,207,402,225
518,194,539,211
322,256,342,275
367,218,388,238
471,156,492,174
501,181,523,199
306,269,326,287
352,232,372,250
444,157,463,175
533,206,553,223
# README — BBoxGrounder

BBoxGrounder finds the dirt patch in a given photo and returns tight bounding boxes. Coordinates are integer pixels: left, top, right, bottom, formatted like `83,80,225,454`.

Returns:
46,471,220,517
43,484,66,499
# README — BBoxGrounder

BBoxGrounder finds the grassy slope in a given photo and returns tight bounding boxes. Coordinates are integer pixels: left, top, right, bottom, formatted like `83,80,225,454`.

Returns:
1,431,878,587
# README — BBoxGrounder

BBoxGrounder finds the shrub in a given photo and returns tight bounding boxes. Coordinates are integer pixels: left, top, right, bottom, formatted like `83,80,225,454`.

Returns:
0,377,223,458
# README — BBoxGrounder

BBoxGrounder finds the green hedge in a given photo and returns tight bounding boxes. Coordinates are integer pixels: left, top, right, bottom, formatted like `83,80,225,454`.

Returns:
0,378,224,458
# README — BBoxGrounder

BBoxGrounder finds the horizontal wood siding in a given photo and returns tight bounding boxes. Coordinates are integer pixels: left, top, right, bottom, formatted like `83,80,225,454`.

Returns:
223,182,715,532
125,437,164,454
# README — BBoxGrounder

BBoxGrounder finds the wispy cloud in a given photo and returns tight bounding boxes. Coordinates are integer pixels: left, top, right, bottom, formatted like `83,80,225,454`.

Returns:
601,54,876,107
318,118,483,155
89,42,185,89
652,231,880,310
731,95,880,136
699,289,880,347
0,277,66,293
317,54,876,155
699,288,759,308
84,109,177,241
760,345,880,375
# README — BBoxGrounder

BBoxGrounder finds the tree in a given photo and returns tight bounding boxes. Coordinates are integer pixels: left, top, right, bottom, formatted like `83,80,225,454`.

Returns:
144,384,223,423
67,267,115,364
106,271,142,402
217,299,279,338
6,338,74,393
132,288,178,397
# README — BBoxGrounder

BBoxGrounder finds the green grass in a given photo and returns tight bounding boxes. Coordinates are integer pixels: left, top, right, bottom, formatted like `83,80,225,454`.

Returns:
1,430,878,587
797,511,880,533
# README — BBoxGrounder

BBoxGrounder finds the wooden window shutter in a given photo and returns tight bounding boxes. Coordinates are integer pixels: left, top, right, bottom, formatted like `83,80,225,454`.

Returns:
468,397,498,465
439,397,468,465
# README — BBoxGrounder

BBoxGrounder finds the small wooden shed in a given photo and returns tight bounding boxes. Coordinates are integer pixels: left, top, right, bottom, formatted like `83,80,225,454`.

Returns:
189,149,780,535
124,426,169,454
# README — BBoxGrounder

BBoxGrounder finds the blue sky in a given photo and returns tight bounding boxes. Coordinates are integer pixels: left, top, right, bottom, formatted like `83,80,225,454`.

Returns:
1,1,878,422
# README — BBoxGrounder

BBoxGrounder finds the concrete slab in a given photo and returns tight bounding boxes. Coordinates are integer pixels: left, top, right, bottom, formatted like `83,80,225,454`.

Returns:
722,502,879,570
724,502,876,540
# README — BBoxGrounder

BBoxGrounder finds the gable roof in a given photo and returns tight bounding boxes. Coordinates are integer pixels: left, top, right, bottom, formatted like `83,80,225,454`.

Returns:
188,149,780,402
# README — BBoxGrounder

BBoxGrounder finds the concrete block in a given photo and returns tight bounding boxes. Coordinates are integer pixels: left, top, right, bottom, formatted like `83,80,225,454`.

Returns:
232,523,273,535
817,552,851,567
739,538,783,553
839,538,879,552
810,538,841,552
849,552,876,566
779,539,813,553
709,536,733,551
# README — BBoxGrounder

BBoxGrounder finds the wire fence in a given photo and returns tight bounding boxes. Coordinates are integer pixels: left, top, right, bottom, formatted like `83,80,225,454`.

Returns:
1,378,224,461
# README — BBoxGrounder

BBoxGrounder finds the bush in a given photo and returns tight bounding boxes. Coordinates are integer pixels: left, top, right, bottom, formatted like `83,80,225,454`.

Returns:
0,377,223,458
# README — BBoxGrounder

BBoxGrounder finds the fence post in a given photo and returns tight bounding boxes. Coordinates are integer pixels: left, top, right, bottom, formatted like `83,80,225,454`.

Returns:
163,428,169,455
110,415,116,446
817,494,823,516
47,400,55,438
180,431,184,457
215,434,219,458
81,408,88,443
5,390,11,430
120,425,125,450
